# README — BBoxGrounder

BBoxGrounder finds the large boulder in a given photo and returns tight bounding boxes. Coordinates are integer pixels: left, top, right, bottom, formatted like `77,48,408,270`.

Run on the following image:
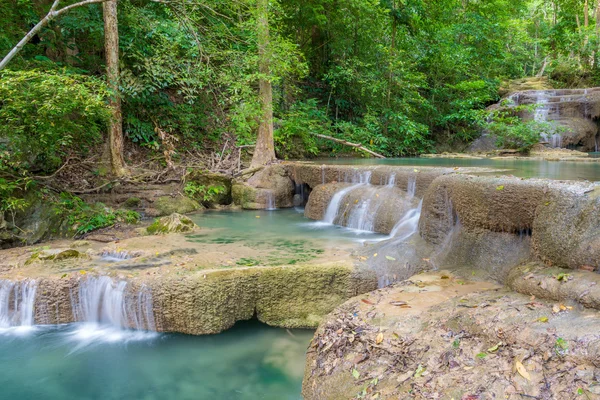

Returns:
147,195,202,217
532,185,600,270
233,164,294,209
304,183,353,221
419,174,547,244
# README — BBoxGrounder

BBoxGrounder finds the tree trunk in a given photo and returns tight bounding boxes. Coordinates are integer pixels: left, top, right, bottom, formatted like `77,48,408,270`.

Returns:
250,0,276,167
103,0,126,176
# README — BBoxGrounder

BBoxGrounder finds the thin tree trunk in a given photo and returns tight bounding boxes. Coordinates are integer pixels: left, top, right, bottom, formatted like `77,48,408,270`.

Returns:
0,0,108,71
250,0,276,167
103,0,126,176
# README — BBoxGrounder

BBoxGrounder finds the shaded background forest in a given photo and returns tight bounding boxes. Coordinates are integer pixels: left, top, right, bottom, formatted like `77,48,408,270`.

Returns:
2,0,600,171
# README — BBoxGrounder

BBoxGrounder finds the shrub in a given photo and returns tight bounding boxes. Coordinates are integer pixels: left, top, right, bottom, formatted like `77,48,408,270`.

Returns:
0,69,111,173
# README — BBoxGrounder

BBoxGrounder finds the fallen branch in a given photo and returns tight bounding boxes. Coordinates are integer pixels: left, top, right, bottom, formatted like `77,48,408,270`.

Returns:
234,165,263,178
311,133,386,158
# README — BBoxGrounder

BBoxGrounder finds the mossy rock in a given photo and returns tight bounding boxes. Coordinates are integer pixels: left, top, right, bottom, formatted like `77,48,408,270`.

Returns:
232,183,261,209
35,249,84,262
147,213,198,235
123,197,141,209
151,196,202,217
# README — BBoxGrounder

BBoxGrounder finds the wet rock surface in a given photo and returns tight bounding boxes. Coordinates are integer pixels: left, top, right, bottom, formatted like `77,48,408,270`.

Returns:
304,272,600,399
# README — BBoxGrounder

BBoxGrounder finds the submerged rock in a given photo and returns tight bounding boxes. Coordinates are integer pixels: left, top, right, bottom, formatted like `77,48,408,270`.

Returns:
146,213,198,235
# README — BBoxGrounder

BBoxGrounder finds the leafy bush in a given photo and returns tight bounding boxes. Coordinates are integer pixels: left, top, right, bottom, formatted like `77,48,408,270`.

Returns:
54,193,140,236
184,182,226,205
0,70,111,173
275,100,325,158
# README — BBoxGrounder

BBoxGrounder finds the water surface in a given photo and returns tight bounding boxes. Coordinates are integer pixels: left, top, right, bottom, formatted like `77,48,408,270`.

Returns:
312,157,600,181
0,321,312,400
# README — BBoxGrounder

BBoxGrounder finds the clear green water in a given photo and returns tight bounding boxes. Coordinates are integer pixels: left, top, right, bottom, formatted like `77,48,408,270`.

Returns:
0,321,313,400
188,208,386,248
313,157,600,181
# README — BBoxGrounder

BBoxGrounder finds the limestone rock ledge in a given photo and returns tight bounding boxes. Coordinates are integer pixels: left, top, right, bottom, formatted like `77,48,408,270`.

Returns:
303,272,600,399
33,262,377,335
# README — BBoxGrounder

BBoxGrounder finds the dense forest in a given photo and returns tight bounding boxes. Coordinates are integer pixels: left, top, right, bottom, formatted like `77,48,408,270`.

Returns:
2,0,600,232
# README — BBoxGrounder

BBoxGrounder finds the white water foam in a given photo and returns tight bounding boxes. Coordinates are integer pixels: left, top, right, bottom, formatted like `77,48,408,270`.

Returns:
0,280,37,335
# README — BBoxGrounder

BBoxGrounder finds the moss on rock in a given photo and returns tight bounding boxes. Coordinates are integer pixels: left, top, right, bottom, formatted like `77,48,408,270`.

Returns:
147,213,197,235
150,196,202,217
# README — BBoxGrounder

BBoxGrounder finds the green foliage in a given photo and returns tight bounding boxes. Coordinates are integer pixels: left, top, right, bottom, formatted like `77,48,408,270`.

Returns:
184,182,226,205
0,178,30,218
0,70,111,173
275,100,324,158
54,193,140,236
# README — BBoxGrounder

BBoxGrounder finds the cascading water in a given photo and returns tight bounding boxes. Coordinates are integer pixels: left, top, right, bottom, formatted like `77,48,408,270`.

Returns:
265,190,277,210
322,172,372,225
389,200,422,240
386,173,396,187
407,175,416,198
0,280,37,331
70,276,156,331
321,171,422,234
101,250,133,262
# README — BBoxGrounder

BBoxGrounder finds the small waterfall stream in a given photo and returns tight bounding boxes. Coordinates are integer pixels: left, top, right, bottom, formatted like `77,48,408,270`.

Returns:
0,280,37,330
0,277,156,333
322,171,372,226
389,200,422,239
71,276,156,331
265,190,277,210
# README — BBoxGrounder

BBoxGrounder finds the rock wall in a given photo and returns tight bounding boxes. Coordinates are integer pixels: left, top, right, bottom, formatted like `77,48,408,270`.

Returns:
419,174,600,271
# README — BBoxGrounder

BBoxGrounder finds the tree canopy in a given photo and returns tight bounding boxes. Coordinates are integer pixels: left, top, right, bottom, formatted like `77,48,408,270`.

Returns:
1,0,599,171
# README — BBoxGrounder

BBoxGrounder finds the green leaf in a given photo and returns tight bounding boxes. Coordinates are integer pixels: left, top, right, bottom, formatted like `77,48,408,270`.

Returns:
352,368,360,379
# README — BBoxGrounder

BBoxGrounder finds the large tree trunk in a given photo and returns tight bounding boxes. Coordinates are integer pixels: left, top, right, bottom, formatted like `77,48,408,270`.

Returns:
250,0,276,168
103,0,126,176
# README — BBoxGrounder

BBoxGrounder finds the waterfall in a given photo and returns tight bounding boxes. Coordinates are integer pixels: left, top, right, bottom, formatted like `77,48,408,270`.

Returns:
265,190,277,210
407,176,416,198
101,250,133,262
71,276,155,331
323,172,372,224
323,185,362,224
389,200,422,240
0,280,37,330
386,173,396,187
